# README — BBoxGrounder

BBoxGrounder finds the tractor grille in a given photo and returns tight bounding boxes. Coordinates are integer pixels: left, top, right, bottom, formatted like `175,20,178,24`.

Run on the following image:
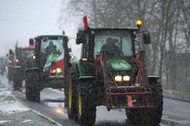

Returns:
105,86,153,109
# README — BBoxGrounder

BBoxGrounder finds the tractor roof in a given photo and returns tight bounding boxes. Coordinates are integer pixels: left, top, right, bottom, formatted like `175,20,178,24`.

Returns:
79,27,138,31
35,34,68,39
91,27,138,31
17,43,35,50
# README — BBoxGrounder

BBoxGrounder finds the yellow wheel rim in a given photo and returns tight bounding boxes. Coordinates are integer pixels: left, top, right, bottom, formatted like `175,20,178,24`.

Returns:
68,79,72,109
78,90,82,116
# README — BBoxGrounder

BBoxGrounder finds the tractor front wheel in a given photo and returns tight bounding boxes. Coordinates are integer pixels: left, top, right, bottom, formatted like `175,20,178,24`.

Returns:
126,81,163,125
77,80,96,126
13,68,22,90
67,77,77,120
25,70,40,102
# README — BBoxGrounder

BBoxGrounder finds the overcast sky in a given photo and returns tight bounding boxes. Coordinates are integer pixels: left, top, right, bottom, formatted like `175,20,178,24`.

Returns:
0,0,62,57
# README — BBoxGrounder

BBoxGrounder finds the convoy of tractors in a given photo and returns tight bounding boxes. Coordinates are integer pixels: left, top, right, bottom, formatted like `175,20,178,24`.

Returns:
1,17,163,126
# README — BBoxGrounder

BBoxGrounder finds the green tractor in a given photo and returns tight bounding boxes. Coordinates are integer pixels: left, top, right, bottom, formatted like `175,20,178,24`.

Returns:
66,17,163,125
13,41,35,90
25,34,70,102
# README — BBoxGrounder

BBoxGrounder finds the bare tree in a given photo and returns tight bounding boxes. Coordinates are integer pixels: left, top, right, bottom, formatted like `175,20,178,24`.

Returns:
59,0,190,93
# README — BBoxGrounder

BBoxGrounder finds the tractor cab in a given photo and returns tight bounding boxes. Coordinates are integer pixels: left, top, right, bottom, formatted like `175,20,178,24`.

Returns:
25,35,70,102
77,28,138,86
93,28,134,59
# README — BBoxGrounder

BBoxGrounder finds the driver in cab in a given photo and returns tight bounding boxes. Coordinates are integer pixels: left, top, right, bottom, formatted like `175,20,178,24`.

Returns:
101,37,123,57
45,41,57,56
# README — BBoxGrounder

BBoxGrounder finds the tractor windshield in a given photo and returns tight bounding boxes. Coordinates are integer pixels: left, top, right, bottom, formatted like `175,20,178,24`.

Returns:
40,38,64,56
39,36,65,72
94,30,133,57
20,49,34,59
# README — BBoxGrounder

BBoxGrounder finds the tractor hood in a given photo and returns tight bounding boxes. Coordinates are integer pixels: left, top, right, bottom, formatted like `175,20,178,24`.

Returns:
106,59,131,71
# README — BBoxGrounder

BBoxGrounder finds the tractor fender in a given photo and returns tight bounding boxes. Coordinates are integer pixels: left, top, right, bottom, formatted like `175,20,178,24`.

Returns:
13,65,22,69
13,65,22,74
78,76,94,87
26,67,40,74
79,76,93,81
148,76,160,84
70,62,94,83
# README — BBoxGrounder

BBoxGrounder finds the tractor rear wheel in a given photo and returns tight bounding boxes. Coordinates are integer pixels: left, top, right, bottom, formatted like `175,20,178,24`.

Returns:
67,77,77,120
13,75,22,90
13,68,22,90
25,70,40,102
126,82,163,125
77,80,96,126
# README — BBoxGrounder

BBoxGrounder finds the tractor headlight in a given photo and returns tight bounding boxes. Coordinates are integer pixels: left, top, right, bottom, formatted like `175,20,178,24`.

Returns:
16,59,19,63
115,75,122,82
56,68,62,73
51,69,56,73
123,76,130,81
32,55,36,60
115,75,130,82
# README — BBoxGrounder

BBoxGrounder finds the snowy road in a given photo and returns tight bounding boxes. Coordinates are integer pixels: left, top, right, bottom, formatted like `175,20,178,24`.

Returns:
0,75,60,126
1,73,190,126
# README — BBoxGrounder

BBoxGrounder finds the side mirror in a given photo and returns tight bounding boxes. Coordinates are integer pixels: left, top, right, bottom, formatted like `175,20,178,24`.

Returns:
76,30,86,45
68,48,72,53
143,31,151,44
29,38,34,45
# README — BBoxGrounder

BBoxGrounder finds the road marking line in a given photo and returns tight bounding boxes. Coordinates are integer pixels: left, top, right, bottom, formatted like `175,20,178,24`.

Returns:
162,117,190,125
32,109,63,126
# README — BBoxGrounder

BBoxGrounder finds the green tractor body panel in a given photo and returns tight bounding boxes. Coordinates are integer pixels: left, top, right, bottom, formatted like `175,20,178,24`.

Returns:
76,62,86,76
106,59,131,71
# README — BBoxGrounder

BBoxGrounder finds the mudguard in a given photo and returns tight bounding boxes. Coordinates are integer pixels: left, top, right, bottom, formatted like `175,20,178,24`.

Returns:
26,67,40,75
148,76,160,84
71,62,94,83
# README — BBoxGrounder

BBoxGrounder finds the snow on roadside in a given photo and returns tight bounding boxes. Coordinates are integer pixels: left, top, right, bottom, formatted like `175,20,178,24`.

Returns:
0,101,29,114
0,87,29,114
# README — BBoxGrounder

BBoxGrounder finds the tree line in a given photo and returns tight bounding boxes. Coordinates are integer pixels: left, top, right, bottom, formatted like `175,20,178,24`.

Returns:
59,0,190,93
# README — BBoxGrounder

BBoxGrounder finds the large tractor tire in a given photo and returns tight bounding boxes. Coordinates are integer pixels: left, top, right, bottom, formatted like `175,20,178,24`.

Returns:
8,66,14,82
25,69,40,102
77,80,96,126
13,67,22,90
126,80,163,125
13,75,22,90
66,76,78,120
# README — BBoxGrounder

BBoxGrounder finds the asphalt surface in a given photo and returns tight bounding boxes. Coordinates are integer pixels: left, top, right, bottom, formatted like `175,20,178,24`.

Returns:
0,76,60,126
1,72,190,126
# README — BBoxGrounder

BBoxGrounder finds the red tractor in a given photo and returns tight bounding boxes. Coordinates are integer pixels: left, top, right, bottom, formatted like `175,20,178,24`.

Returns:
66,17,163,125
12,41,35,90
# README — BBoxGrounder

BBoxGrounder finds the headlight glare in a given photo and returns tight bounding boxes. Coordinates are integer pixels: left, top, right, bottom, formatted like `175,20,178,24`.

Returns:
32,55,36,60
115,75,122,82
123,76,130,81
16,59,19,63
56,68,62,73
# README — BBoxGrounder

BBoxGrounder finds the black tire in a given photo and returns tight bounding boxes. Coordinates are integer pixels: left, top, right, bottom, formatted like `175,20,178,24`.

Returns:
66,76,78,120
13,69,22,90
77,80,96,126
25,70,40,102
13,75,22,90
126,82,163,125
8,66,14,81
